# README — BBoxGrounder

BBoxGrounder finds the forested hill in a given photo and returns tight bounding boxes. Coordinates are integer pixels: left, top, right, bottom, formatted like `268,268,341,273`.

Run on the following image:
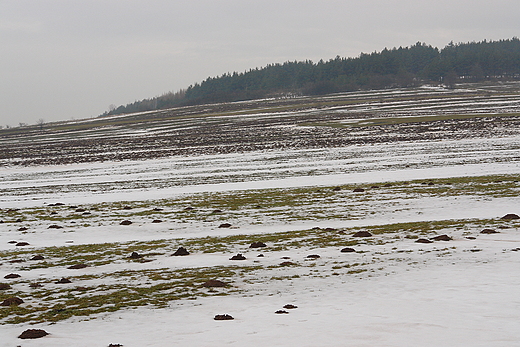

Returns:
102,38,520,117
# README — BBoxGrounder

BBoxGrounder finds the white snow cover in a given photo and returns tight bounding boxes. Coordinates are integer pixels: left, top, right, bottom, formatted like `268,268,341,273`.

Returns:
2,229,520,346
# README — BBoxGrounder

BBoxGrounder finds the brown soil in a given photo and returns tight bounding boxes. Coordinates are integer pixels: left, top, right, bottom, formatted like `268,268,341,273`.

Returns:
172,247,190,256
202,279,228,288
18,329,49,339
432,234,452,241
214,314,234,320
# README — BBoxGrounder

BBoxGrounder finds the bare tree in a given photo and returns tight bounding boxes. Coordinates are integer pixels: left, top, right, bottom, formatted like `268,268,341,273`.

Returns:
443,71,458,89
36,118,45,131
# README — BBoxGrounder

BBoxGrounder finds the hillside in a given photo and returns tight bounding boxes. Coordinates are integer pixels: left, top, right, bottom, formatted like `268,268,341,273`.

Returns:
102,38,520,117
1,81,520,167
1,81,519,346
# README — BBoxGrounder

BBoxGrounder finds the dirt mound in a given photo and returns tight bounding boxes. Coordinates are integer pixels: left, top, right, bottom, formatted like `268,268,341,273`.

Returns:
218,223,232,228
172,247,190,256
275,310,289,314
306,254,320,259
432,234,452,241
4,273,21,279
214,314,234,320
120,220,132,225
341,247,356,252
283,304,298,309
30,255,45,260
481,229,499,234
249,241,267,248
18,329,49,339
415,238,434,243
48,224,63,229
230,253,246,260
202,279,228,288
55,278,72,284
128,252,142,259
1,297,24,306
501,213,519,220
279,261,296,266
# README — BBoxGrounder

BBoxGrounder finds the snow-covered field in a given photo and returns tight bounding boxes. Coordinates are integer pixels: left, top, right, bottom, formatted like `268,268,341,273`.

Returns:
4,245,520,347
1,84,520,346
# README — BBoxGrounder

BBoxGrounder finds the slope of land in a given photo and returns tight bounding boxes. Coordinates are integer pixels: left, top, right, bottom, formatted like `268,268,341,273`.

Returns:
1,82,520,167
0,82,519,346
102,38,520,115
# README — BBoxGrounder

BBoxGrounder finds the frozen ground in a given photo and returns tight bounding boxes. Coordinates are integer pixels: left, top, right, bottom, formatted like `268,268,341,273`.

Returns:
1,207,519,347
1,84,520,346
3,248,520,347
1,135,519,208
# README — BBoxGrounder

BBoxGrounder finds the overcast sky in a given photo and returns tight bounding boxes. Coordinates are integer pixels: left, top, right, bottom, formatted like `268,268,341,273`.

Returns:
1,0,519,126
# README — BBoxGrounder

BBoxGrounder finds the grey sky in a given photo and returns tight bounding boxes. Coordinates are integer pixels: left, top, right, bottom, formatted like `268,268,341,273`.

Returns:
1,0,518,126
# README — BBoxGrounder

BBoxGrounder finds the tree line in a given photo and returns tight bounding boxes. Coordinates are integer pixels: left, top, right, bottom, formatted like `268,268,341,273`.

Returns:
101,38,520,117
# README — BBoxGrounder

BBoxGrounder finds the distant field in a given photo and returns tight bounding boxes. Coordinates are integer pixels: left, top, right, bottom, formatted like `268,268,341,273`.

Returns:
1,82,519,166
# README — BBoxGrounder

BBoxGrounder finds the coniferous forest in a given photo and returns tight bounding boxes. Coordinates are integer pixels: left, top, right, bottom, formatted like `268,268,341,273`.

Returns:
102,38,520,116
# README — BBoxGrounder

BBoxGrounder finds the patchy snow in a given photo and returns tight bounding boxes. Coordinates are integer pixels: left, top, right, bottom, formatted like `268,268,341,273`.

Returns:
1,222,519,346
1,134,519,208
1,91,520,345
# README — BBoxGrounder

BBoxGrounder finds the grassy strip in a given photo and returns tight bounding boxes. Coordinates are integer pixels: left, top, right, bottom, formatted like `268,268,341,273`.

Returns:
2,175,518,229
0,265,257,324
